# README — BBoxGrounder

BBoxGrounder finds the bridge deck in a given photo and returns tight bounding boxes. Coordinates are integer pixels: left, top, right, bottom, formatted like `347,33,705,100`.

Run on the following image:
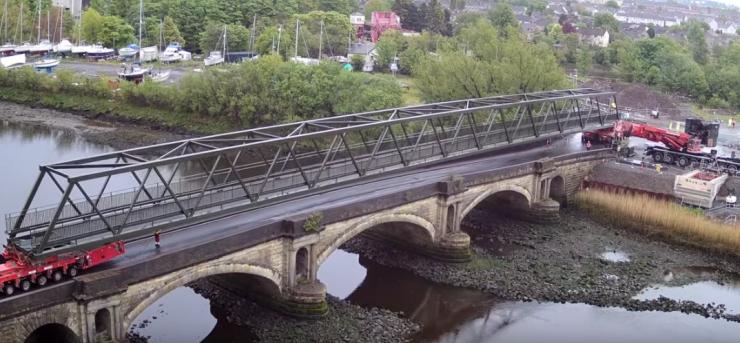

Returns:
6,88,617,258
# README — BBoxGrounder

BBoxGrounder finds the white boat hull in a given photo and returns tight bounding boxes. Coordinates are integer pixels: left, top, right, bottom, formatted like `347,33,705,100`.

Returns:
1,54,25,68
33,59,60,68
204,57,224,66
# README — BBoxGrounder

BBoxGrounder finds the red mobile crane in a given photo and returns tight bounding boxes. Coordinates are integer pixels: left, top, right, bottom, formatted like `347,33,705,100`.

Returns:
0,241,125,296
583,118,739,174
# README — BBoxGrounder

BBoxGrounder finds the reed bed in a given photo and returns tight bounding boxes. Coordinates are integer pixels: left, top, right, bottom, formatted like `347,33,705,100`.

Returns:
575,189,740,256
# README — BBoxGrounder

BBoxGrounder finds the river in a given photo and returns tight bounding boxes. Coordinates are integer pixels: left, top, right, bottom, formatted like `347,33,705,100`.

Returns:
2,120,740,342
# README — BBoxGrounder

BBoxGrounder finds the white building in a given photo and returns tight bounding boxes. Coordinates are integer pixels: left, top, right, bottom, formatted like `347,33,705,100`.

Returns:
52,0,83,19
614,12,681,27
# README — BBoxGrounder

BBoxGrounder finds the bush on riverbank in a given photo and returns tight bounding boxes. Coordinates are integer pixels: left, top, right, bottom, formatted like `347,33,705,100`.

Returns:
0,55,403,133
575,189,740,257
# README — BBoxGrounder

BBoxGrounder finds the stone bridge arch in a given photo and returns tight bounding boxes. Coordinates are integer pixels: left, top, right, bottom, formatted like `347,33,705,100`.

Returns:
316,212,438,267
123,263,282,331
460,183,534,220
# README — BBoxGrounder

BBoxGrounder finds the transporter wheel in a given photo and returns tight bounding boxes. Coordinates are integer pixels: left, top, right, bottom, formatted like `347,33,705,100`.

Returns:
678,156,690,168
52,270,63,282
68,266,78,278
36,275,47,286
3,284,14,296
652,152,664,162
663,153,674,164
20,280,31,292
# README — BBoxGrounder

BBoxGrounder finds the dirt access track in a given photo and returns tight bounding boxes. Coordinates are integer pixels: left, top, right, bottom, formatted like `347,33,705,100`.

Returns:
583,80,687,119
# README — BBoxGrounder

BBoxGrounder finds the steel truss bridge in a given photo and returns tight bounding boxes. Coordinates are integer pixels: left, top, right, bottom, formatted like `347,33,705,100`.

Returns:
6,88,617,259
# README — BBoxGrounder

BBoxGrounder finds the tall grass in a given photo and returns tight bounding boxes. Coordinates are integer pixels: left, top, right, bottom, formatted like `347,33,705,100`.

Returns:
575,189,740,256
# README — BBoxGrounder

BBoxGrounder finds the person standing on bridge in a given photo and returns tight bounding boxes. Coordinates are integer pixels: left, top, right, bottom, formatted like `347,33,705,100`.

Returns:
585,140,592,151
154,230,161,248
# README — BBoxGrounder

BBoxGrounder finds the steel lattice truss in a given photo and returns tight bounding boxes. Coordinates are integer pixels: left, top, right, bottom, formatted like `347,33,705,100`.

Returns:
6,88,617,259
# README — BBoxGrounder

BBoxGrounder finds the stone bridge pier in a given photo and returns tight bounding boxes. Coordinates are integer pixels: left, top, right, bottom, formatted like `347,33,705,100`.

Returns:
0,151,611,343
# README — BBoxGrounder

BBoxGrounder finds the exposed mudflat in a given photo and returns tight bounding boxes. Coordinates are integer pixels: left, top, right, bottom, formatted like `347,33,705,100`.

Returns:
186,280,420,343
344,209,740,322
0,101,187,150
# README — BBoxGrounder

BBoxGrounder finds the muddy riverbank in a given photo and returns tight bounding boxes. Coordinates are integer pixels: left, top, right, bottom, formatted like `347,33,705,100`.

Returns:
344,209,740,322
0,101,188,150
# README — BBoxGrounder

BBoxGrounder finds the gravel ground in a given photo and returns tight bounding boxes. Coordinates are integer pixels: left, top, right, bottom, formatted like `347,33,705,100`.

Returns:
343,209,740,322
0,101,187,150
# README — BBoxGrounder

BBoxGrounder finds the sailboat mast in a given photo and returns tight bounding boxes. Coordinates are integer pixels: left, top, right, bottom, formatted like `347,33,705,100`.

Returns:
46,10,50,41
1,0,7,43
250,14,256,51
37,1,40,44
294,19,299,58
318,19,323,61
138,0,142,62
18,2,22,44
222,24,226,57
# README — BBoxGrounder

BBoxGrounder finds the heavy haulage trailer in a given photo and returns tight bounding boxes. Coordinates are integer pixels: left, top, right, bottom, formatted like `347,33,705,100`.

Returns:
584,118,740,175
0,241,125,295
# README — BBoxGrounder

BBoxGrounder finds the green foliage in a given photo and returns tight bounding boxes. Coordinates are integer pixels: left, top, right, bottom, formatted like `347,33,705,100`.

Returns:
375,29,403,71
577,48,592,75
100,15,136,47
605,0,620,8
350,54,365,71
254,26,293,58
686,20,708,65
81,8,105,43
303,212,324,232
593,13,619,33
199,23,250,54
291,11,353,57
364,0,392,20
162,16,184,45
81,8,135,47
414,20,567,102
488,3,518,33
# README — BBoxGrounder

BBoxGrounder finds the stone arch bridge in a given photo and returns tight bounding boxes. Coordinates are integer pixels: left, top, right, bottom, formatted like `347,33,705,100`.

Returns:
0,149,612,343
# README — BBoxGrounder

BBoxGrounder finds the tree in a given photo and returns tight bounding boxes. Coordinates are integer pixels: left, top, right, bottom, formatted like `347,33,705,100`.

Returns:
423,0,447,34
577,48,592,75
686,21,708,65
414,20,567,101
98,15,136,48
81,8,105,43
290,11,353,57
199,23,250,54
737,27,740,36
488,3,518,33
393,0,421,31
364,0,392,20
647,24,656,38
375,29,403,71
605,0,620,8
162,16,184,46
594,13,619,33
254,25,294,58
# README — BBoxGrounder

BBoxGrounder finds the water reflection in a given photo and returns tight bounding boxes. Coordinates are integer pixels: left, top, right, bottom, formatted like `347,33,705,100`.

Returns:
0,121,115,240
636,280,740,315
347,256,496,341
430,302,740,343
